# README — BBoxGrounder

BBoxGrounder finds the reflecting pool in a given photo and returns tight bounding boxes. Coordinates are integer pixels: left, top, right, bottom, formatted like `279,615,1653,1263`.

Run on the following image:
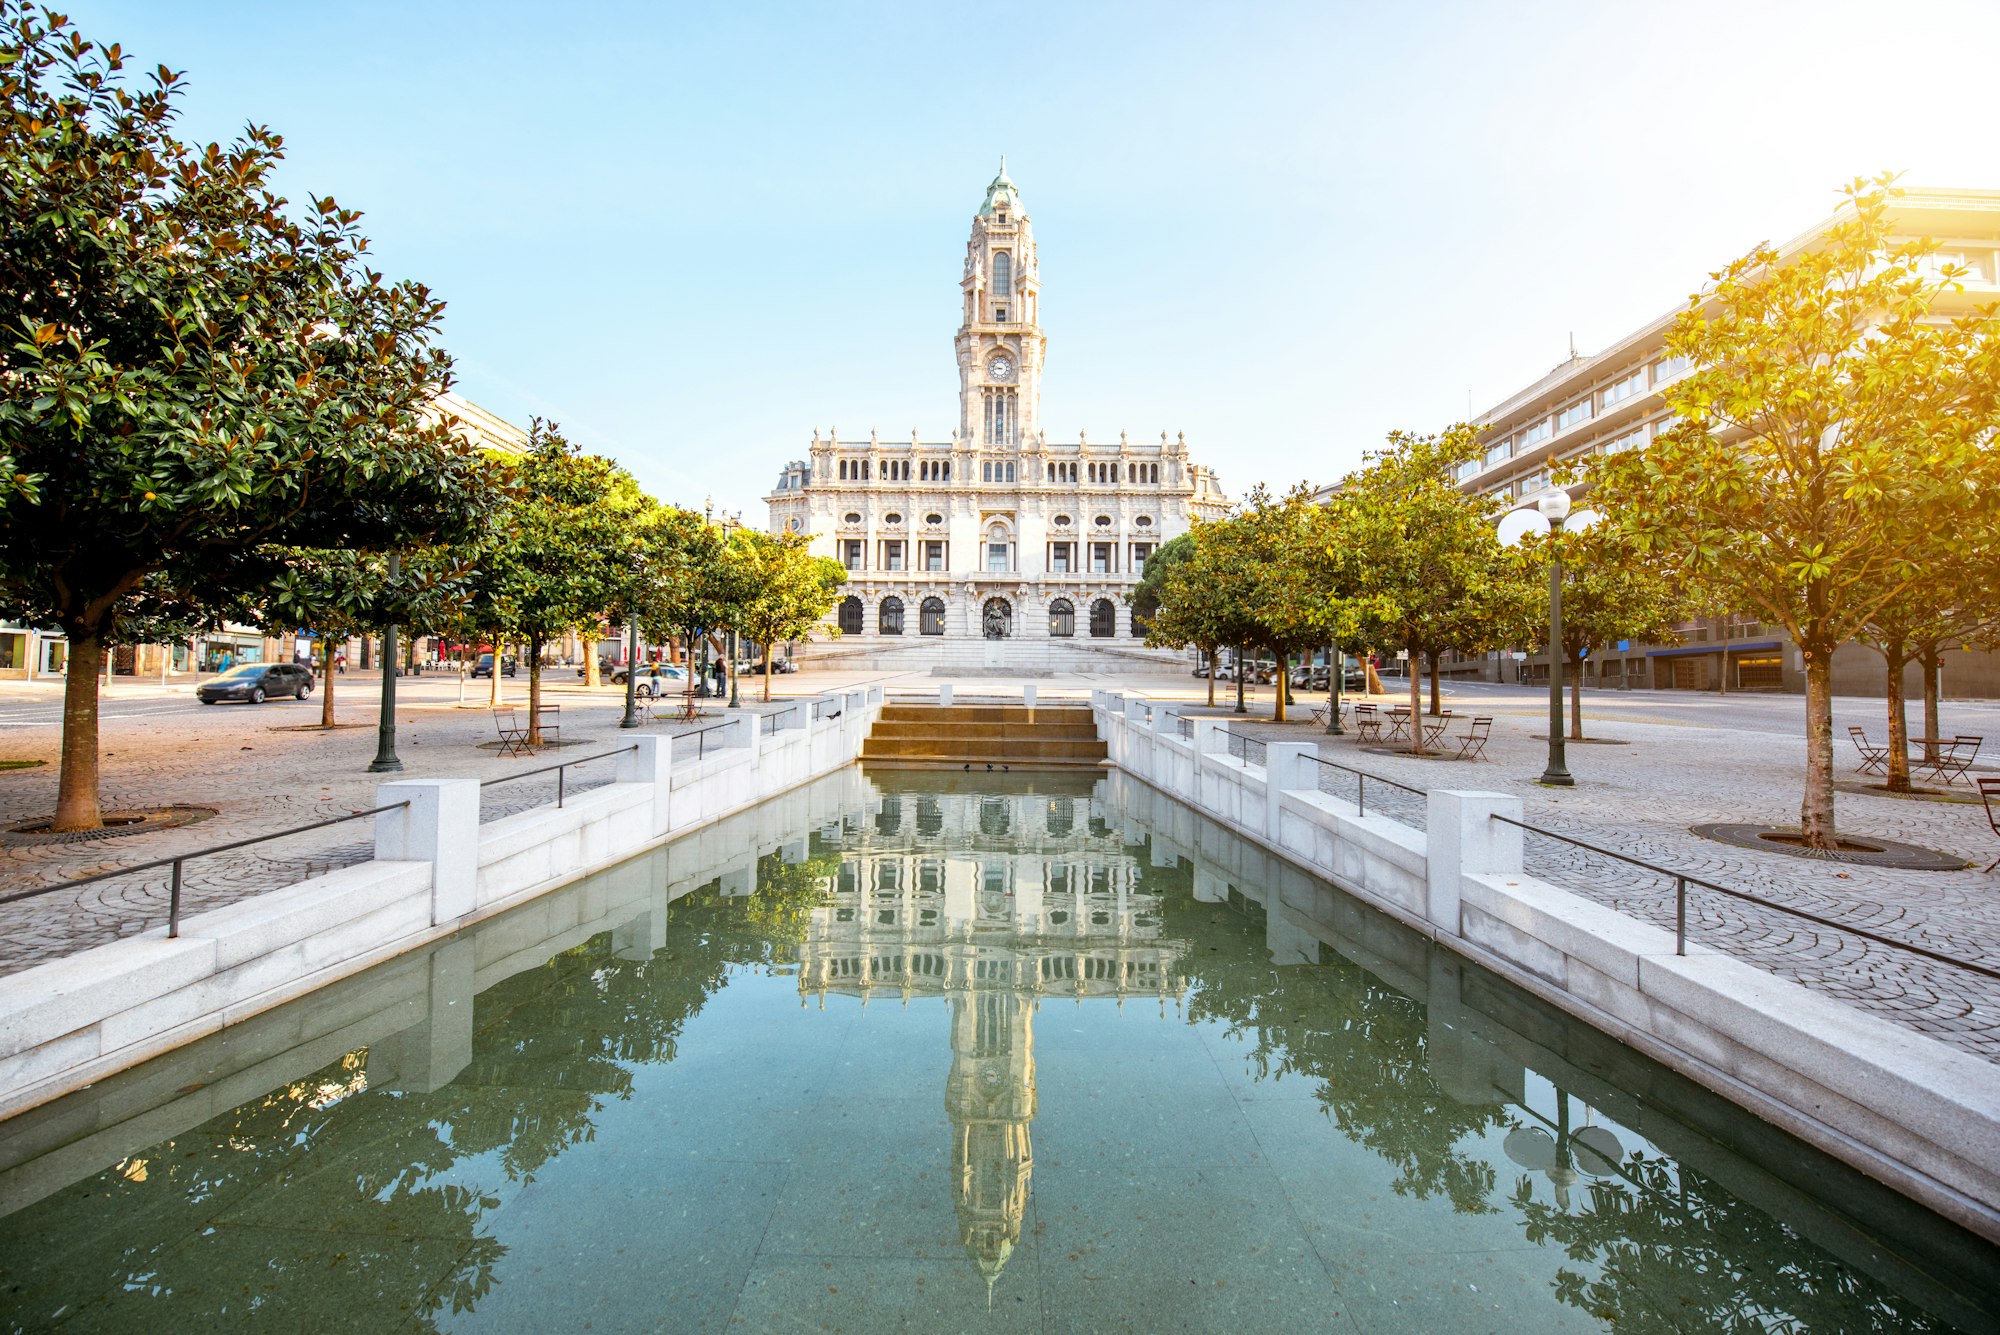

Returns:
1,770,1994,1332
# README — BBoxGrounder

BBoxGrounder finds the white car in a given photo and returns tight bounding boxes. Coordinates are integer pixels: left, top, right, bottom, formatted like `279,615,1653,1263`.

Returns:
625,664,689,698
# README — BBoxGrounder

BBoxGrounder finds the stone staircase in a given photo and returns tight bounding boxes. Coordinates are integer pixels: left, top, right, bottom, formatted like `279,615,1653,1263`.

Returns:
860,702,1108,770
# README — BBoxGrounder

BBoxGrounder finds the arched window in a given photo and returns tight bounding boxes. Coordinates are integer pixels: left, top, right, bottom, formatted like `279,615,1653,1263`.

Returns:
992,250,1012,305
1131,607,1149,638
1090,598,1116,638
1049,598,1075,637
878,596,904,635
837,596,863,636
920,597,946,636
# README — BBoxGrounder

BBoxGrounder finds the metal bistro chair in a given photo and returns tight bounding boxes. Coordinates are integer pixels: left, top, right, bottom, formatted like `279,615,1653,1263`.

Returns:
1918,734,1982,786
1456,716,1494,761
1353,703,1382,744
1847,725,1889,776
1421,710,1455,751
530,701,561,751
493,707,533,758
1979,777,2000,872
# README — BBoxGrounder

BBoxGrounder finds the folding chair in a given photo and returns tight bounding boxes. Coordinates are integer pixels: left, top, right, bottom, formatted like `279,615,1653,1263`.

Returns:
531,701,561,750
1421,711,1455,751
1353,703,1382,744
1456,717,1494,760
1979,777,2000,872
1847,726,1889,776
493,707,532,758
1918,734,1981,786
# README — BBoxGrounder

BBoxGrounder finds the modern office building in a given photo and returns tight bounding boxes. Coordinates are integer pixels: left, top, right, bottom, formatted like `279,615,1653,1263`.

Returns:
1437,187,2000,696
766,164,1230,671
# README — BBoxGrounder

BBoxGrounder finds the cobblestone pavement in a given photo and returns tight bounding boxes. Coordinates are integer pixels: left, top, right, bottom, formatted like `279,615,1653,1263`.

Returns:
1194,681,2000,1063
0,675,831,978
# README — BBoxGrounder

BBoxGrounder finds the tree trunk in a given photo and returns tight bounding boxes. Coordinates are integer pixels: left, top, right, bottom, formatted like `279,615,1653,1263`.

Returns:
762,642,774,702
489,646,504,707
1274,650,1288,723
1715,614,1729,695
1234,646,1246,714
1206,649,1216,707
585,634,601,688
1427,654,1442,715
53,633,105,831
321,637,337,728
1569,649,1584,741
1365,658,1384,695
1407,638,1425,756
360,635,372,671
526,636,545,744
1919,639,1942,763
1883,640,1913,792
1800,650,1838,849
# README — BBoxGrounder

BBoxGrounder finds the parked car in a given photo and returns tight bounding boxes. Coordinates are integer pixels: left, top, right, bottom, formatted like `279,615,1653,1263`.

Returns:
739,657,797,675
196,662,314,705
615,664,688,697
471,652,518,679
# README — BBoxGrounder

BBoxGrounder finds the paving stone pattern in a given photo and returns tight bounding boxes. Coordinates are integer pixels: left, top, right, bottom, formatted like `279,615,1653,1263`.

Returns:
0,681,775,979
1225,696,2000,1063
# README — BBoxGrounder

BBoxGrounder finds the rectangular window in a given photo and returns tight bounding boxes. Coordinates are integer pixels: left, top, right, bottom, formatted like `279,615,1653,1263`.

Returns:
924,541,945,571
1654,354,1691,383
1456,459,1481,483
883,541,904,572
1602,428,1644,455
1131,542,1154,569
1525,419,1552,445
1090,542,1113,574
1483,439,1512,467
1555,399,1591,431
842,540,864,572
986,543,1009,572
1602,369,1645,406
1051,543,1072,573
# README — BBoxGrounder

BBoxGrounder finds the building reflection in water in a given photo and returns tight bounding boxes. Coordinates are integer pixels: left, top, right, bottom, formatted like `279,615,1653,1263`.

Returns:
793,782,1187,1293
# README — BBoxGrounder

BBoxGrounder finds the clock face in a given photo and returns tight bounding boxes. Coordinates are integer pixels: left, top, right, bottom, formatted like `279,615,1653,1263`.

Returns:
988,356,1014,383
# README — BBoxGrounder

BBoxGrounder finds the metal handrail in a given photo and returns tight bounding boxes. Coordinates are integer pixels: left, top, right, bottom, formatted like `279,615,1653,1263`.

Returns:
0,801,412,938
1307,752,1426,818
1489,812,2000,980
481,744,639,807
761,703,803,734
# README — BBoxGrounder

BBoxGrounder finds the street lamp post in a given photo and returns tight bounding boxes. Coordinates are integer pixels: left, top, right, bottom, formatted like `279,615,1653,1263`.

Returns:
727,628,741,708
1537,490,1573,787
1324,643,1344,735
367,552,403,773
620,620,640,729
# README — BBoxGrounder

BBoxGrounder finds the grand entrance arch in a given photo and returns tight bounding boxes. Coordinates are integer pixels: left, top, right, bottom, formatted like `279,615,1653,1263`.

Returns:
981,598,1013,640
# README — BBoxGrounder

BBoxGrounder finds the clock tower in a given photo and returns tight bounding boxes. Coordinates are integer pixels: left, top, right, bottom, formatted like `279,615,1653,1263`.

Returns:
957,160,1043,449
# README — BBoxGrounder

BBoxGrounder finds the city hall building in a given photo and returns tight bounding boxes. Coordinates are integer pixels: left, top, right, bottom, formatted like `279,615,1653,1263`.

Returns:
766,165,1229,670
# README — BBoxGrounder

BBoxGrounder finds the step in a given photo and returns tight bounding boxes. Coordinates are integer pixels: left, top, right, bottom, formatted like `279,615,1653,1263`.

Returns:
861,738,1108,761
867,722,1102,743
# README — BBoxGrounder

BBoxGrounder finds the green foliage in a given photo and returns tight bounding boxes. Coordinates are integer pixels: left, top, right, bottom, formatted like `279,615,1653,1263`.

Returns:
0,6,498,826
719,530,845,699
1587,174,2000,844
1334,425,1530,744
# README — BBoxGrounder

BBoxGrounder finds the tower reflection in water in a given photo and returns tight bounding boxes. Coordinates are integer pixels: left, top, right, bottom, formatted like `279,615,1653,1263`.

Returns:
793,779,1186,1292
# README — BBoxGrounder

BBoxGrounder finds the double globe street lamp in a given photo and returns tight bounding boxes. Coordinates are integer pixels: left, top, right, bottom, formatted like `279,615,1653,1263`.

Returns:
1498,490,1602,788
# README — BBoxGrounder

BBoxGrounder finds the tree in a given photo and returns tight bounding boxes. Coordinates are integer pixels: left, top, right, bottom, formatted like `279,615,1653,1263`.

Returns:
1231,484,1360,723
0,8,495,828
1589,175,2000,847
1143,520,1261,710
628,509,731,716
1860,568,2000,792
467,425,646,743
1336,426,1524,753
720,530,845,701
1518,525,1687,741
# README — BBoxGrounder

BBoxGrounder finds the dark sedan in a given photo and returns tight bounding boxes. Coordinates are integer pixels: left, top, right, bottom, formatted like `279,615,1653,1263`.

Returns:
196,662,314,705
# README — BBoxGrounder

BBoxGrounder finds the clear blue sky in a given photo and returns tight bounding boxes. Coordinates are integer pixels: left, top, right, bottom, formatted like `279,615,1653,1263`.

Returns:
69,1,2000,518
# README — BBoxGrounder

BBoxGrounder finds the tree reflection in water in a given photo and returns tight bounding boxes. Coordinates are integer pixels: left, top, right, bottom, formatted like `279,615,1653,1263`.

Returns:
0,779,1980,1332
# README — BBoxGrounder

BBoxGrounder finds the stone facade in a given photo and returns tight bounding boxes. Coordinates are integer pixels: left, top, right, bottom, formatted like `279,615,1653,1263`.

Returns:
766,164,1229,669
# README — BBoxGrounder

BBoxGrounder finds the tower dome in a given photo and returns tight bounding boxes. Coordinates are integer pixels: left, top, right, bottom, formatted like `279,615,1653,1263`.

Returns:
978,157,1022,218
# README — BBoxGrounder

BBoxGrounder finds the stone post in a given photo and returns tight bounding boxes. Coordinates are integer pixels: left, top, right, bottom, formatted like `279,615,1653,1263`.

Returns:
615,734,672,838
1262,742,1316,843
1424,789,1524,938
1023,684,1037,710
371,939,474,1093
940,683,953,708
374,778,481,925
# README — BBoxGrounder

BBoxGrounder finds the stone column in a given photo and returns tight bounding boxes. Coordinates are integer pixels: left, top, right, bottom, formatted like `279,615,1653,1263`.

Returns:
1423,790,1524,938
374,778,481,925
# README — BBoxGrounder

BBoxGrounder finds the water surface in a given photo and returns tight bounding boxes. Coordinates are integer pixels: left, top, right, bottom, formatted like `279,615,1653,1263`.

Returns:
0,770,1993,1332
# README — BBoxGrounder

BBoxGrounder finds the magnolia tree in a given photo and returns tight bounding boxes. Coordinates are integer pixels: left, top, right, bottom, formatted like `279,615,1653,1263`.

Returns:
1589,176,2000,846
1143,517,1264,713
721,530,846,701
1517,525,1687,740
1336,426,1529,753
0,9,495,827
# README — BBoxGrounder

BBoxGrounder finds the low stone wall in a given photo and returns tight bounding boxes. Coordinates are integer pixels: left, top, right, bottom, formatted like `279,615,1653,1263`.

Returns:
1093,692,2000,1244
0,690,884,1120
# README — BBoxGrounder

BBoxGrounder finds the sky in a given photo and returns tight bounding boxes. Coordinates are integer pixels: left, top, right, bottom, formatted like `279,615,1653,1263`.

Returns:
63,0,2000,519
